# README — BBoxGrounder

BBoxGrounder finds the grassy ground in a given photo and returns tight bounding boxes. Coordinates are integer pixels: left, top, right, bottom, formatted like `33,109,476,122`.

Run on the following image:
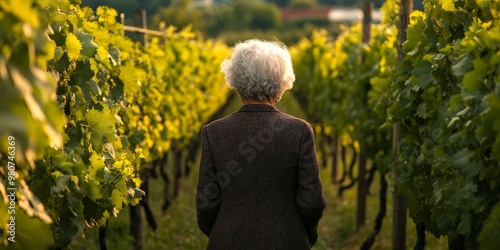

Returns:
71,93,449,249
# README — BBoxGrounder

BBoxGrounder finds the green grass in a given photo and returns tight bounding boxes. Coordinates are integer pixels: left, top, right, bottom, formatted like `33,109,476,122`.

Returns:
313,162,448,250
70,93,449,249
71,152,448,250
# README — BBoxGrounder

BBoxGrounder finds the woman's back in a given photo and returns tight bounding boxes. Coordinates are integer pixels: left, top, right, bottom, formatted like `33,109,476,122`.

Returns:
196,104,326,250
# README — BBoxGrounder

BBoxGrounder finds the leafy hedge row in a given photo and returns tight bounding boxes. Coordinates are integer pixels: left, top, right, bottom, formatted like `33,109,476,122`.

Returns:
291,0,500,248
0,0,229,248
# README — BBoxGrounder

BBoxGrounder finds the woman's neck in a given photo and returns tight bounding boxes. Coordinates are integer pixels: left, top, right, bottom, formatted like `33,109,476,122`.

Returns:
242,97,276,107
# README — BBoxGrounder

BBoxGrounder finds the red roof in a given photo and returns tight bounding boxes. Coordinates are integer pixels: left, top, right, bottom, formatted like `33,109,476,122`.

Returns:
280,7,332,21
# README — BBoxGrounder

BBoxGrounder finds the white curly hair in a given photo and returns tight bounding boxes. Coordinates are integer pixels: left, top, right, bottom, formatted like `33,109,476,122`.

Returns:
221,39,295,101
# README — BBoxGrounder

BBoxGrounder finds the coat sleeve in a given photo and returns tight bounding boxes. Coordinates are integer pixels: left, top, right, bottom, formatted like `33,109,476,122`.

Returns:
195,126,221,237
296,123,327,247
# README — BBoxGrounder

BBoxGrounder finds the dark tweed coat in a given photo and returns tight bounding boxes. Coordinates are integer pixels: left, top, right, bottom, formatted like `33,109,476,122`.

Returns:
196,104,327,250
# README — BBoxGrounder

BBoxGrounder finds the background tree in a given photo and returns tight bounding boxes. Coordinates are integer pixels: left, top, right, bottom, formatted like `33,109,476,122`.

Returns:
195,0,281,37
150,0,207,31
249,2,282,30
288,0,319,9
80,0,425,46
81,0,425,18
265,0,291,7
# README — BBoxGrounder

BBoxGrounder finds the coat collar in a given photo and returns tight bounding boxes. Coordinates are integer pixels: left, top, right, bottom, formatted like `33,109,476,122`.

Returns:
237,104,280,113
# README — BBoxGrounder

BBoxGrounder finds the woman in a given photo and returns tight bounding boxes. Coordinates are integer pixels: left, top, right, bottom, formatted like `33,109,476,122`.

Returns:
196,39,327,249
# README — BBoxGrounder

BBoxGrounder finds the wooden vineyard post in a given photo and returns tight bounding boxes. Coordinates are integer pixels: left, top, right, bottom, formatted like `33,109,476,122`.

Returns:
393,0,413,249
356,150,367,230
173,147,184,198
362,1,373,45
133,9,147,47
120,13,125,37
130,202,144,250
330,137,338,184
356,1,373,230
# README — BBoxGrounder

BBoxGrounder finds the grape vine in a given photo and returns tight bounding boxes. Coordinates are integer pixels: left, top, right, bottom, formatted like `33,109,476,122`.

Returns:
291,0,398,192
0,0,229,249
392,0,500,247
291,0,500,248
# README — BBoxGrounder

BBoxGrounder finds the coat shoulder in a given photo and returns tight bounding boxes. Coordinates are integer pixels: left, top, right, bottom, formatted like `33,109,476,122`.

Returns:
202,113,237,131
203,110,312,134
279,113,311,127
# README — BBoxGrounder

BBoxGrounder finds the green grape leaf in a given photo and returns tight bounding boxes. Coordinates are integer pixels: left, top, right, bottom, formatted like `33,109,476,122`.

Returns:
54,46,64,61
52,174,70,193
83,179,103,201
97,46,108,62
119,65,141,96
82,198,107,226
65,33,82,61
452,54,472,77
67,181,84,212
89,153,105,178
448,94,462,111
463,58,488,91
450,149,472,166
74,60,95,86
457,214,471,235
103,142,115,161
434,145,445,158
110,189,124,210
450,149,480,176
133,187,145,198
108,45,120,66
412,60,434,88
440,0,456,11
116,179,128,193
416,103,427,118
490,51,500,65
75,29,98,58
479,203,500,250
84,108,117,152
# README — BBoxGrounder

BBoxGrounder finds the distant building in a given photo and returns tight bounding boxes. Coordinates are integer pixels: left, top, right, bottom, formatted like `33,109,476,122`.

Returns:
328,8,382,23
280,7,332,22
280,7,382,24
